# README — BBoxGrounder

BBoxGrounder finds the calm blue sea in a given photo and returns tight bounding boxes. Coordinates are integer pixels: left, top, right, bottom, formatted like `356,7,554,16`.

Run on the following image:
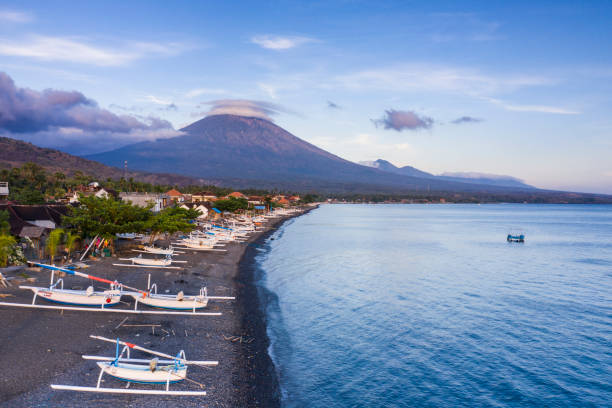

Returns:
254,204,612,407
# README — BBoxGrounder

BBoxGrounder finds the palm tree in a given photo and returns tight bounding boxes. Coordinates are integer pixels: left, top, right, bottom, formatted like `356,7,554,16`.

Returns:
46,228,64,265
64,231,80,261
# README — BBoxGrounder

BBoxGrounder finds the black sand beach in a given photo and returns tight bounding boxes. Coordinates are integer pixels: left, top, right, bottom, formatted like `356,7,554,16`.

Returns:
0,207,313,407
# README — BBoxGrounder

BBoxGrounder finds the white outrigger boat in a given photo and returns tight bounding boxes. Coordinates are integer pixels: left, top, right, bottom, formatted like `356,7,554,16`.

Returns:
142,245,174,255
52,335,216,396
173,235,227,252
0,263,222,316
19,264,124,308
126,275,235,312
130,254,173,267
113,254,184,269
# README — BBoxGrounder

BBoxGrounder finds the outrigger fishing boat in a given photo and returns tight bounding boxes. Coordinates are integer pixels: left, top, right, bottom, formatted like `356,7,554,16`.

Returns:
113,254,184,269
130,254,173,267
126,275,235,312
0,263,221,316
141,245,174,255
507,233,525,243
51,335,217,395
20,263,124,308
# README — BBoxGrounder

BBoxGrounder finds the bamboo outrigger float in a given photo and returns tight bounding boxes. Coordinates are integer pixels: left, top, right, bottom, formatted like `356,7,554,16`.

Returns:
0,263,223,316
51,335,216,396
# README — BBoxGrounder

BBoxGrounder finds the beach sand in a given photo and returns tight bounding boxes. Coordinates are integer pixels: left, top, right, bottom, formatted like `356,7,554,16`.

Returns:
0,208,312,407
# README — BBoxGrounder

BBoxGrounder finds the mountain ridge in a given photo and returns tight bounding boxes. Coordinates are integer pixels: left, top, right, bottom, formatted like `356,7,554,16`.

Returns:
359,159,533,189
86,114,535,194
0,136,208,186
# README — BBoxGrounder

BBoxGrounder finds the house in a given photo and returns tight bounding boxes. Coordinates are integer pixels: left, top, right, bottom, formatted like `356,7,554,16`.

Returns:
166,189,184,203
288,195,301,202
0,204,67,231
226,191,247,200
120,192,170,212
191,192,218,202
0,204,70,259
0,182,8,199
247,196,264,205
179,202,210,219
276,197,290,207
67,187,117,203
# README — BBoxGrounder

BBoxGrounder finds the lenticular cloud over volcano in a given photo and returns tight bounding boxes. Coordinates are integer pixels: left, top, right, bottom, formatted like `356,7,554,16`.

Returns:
201,99,292,121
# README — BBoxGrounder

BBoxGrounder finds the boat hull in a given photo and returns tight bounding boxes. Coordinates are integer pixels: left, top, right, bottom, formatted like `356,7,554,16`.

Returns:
142,246,173,255
131,258,172,267
34,289,121,307
98,362,186,384
131,294,208,310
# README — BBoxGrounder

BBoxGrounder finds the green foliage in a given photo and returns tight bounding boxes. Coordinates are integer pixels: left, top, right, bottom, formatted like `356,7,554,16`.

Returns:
0,210,10,235
13,188,46,204
213,197,249,213
64,231,80,258
300,194,320,204
0,234,17,267
47,228,64,263
62,196,153,239
146,206,199,243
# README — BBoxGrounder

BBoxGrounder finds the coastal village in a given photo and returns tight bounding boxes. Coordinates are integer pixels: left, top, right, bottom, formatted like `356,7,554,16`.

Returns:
0,167,314,406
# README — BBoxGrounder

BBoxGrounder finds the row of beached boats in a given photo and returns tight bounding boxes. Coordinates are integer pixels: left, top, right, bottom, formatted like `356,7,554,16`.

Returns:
0,209,290,397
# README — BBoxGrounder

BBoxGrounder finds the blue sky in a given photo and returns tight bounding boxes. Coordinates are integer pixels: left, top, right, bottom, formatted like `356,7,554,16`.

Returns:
1,0,611,193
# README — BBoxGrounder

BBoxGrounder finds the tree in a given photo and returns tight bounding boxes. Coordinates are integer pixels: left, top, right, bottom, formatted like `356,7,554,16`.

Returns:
147,207,200,244
213,197,249,213
0,234,16,267
64,231,80,260
13,188,46,204
62,196,153,254
0,210,10,235
47,228,64,264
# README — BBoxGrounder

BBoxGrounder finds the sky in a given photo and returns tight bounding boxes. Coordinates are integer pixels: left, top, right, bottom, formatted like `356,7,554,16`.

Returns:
0,0,611,193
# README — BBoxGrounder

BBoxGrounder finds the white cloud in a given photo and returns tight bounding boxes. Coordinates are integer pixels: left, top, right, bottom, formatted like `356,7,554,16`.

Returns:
483,97,580,115
185,88,228,98
0,10,32,23
503,104,580,115
258,82,279,99
0,35,186,66
335,64,553,96
143,95,173,105
197,99,296,121
250,35,315,50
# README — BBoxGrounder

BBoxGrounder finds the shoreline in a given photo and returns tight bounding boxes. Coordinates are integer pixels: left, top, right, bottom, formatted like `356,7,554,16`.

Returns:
235,206,316,407
0,206,315,407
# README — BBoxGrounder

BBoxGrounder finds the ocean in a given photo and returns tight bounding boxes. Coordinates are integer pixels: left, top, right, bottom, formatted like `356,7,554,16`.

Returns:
254,204,612,407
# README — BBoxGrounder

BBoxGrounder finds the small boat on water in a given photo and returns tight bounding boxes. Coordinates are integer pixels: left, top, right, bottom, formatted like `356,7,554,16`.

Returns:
507,233,525,243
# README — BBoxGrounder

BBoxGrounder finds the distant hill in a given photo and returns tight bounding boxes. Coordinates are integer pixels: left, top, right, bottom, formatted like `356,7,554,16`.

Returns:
360,159,533,189
86,114,532,194
0,136,206,186
359,159,434,178
439,172,533,189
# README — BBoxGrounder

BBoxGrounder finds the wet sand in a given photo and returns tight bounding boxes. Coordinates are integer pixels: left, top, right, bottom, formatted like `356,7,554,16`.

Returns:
0,208,312,407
